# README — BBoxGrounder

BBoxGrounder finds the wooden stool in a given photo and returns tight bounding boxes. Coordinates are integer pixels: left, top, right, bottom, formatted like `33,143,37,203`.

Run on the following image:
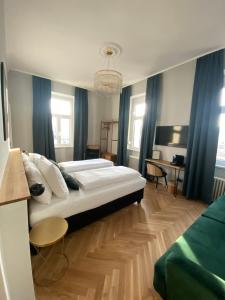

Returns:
30,217,69,286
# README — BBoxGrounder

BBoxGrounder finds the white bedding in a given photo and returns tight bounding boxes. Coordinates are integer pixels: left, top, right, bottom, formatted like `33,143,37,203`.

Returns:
29,176,146,226
72,166,141,190
58,158,113,173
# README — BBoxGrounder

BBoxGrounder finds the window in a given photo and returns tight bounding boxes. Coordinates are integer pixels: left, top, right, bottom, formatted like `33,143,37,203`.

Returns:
128,94,146,151
216,87,225,167
51,93,74,147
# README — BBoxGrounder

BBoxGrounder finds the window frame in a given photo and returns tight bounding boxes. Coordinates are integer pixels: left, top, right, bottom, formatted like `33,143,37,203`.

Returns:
216,88,225,168
51,92,74,148
221,106,225,114
128,93,146,152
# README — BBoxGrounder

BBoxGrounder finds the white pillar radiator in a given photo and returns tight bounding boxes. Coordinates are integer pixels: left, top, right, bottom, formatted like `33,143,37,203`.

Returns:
213,177,225,200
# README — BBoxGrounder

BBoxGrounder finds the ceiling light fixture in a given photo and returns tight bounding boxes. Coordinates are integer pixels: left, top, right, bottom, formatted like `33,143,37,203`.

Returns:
94,44,122,95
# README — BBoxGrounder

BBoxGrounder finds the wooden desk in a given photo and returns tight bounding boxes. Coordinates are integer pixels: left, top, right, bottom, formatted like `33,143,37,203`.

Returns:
102,152,117,163
145,159,185,196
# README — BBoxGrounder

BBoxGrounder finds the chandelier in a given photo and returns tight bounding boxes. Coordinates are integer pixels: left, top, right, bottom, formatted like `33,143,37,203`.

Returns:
94,44,122,95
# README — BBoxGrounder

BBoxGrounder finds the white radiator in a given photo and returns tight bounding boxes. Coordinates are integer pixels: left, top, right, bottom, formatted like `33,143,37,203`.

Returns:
128,155,139,171
213,177,225,200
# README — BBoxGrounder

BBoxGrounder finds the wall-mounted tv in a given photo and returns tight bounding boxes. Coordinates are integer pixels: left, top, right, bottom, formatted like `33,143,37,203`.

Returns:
155,125,189,148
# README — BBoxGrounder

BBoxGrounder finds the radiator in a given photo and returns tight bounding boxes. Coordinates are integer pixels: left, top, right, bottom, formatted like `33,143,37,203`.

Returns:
128,155,139,171
213,177,225,200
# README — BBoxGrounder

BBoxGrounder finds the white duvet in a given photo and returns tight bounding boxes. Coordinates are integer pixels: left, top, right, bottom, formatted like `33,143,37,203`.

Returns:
29,176,146,226
58,158,113,173
71,166,141,190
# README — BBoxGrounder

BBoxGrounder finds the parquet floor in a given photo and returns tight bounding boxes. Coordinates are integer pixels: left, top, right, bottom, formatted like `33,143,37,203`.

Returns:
32,182,207,300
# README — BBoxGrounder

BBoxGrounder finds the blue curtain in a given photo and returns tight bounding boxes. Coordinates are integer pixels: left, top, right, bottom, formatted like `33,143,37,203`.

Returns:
139,74,161,176
73,87,88,160
183,49,224,203
117,86,132,166
32,76,55,160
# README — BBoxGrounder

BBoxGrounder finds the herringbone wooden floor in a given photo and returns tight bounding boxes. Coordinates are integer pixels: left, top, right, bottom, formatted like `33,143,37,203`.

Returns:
32,182,207,300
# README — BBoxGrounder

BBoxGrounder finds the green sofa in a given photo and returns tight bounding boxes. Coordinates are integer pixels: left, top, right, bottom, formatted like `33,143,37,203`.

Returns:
153,195,225,300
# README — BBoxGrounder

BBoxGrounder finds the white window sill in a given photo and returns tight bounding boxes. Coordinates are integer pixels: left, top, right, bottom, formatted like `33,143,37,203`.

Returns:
129,155,139,160
215,165,225,170
55,145,73,149
127,146,140,152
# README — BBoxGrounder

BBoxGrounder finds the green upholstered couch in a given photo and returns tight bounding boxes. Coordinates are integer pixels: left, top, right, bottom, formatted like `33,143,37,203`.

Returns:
153,196,225,300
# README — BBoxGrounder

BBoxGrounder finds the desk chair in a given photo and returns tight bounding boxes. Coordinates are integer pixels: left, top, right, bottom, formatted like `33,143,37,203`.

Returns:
147,163,168,189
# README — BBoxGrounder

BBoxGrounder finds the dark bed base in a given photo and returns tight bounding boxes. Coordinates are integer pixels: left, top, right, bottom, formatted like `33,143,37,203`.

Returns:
30,189,144,255
66,188,144,233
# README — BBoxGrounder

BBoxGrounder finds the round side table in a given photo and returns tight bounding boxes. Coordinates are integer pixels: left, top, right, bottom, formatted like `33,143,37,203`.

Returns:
30,217,69,286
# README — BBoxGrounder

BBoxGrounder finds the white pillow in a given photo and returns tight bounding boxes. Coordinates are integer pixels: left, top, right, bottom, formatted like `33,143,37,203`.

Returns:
29,153,42,165
21,152,30,162
36,156,69,198
23,160,52,204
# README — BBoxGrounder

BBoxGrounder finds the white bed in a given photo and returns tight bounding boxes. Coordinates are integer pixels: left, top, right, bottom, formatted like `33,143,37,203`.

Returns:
29,176,146,226
72,166,141,190
58,158,113,173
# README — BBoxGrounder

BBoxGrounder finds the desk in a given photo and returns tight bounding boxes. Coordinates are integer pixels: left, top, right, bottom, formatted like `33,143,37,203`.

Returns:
145,159,185,196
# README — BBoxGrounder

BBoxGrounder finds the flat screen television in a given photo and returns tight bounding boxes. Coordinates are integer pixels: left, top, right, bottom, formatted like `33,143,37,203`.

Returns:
155,125,189,148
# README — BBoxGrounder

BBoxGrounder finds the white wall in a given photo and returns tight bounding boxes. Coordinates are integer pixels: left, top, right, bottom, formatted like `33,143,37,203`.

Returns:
88,91,105,146
88,93,120,154
0,200,35,300
0,0,9,185
106,80,148,122
131,62,196,163
9,59,196,168
127,61,196,163
155,60,196,161
8,72,33,152
8,72,77,162
131,79,147,97
100,80,150,158
105,62,196,173
8,71,104,162
0,264,7,300
155,61,196,183
111,94,120,120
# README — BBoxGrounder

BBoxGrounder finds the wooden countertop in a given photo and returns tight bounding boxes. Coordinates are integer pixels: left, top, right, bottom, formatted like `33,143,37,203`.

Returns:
145,158,185,170
0,148,31,206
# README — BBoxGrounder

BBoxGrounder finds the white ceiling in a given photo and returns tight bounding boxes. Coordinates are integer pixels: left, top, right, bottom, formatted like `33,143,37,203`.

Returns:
4,0,225,89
